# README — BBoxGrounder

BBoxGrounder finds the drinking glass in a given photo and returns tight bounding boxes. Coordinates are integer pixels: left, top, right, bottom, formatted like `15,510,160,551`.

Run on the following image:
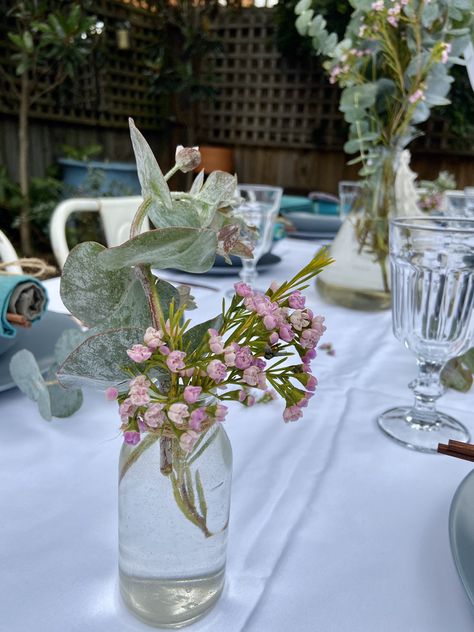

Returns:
378,217,474,452
232,185,282,290
338,181,361,218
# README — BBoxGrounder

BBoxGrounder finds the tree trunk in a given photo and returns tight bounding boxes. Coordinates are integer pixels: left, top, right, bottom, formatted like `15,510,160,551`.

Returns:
18,72,32,256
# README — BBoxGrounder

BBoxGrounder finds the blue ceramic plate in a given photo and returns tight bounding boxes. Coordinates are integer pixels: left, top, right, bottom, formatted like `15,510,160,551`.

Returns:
282,211,341,235
0,311,79,393
449,468,474,608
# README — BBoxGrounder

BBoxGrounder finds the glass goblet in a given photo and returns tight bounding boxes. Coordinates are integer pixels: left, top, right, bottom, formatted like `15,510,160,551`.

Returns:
232,185,282,291
378,217,474,453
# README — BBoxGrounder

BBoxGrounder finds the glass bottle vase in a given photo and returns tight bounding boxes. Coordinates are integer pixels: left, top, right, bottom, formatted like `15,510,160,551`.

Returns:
118,424,232,628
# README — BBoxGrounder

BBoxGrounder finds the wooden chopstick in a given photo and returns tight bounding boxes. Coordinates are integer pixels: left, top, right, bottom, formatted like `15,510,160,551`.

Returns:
6,312,31,328
438,442,474,462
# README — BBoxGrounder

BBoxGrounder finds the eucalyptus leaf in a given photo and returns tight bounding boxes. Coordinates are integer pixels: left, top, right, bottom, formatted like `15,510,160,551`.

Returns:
98,227,218,273
9,350,52,420
147,196,202,230
54,329,88,365
46,365,83,418
61,241,133,327
190,170,205,195
57,327,143,389
129,119,172,210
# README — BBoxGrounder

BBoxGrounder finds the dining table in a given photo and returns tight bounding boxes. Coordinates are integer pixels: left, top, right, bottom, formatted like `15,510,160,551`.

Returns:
1,237,474,632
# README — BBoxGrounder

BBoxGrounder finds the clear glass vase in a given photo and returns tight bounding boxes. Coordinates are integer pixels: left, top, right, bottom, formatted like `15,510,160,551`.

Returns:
118,424,232,628
317,149,399,311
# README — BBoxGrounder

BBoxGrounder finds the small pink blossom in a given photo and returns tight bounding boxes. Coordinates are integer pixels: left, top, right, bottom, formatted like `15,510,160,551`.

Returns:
183,385,202,404
279,324,294,343
301,328,322,349
269,280,280,293
283,406,303,422
307,376,318,391
243,366,266,389
129,387,150,407
189,407,207,431
246,394,256,407
144,403,165,428
159,345,170,355
234,282,253,297
224,346,236,367
288,291,306,309
269,332,279,345
168,402,189,425
105,386,118,401
119,398,136,421
124,431,140,445
130,375,150,390
127,344,152,363
409,89,425,104
180,430,200,452
303,349,317,363
207,359,227,383
215,404,228,422
371,0,384,9
235,346,253,370
290,309,310,331
440,42,451,64
263,314,277,330
143,327,164,350
166,350,186,373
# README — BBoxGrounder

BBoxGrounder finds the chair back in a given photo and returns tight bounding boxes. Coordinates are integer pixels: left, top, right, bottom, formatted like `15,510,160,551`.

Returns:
50,196,147,268
0,229,22,274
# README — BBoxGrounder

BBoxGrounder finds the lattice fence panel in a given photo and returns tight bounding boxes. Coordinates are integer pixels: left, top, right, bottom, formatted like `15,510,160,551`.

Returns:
0,0,162,130
198,8,347,150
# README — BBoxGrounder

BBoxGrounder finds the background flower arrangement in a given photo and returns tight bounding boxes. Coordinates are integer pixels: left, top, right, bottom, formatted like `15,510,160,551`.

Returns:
295,0,474,287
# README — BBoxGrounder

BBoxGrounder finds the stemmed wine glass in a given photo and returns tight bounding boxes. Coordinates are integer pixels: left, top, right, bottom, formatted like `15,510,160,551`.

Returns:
338,181,362,218
232,185,283,291
378,217,474,453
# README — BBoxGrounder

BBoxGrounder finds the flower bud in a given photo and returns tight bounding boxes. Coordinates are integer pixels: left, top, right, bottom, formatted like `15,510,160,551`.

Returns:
175,145,201,172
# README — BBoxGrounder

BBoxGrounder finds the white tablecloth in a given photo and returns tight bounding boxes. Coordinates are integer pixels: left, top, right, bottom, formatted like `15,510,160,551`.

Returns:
1,239,474,632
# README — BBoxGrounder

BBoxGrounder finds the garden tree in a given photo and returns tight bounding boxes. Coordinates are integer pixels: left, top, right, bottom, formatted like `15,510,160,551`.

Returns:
2,1,96,255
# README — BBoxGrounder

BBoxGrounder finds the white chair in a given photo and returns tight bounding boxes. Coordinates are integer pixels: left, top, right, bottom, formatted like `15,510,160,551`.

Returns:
50,196,149,269
0,229,22,274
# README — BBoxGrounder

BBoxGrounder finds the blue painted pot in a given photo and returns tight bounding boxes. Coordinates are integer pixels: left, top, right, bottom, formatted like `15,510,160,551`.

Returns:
59,159,141,196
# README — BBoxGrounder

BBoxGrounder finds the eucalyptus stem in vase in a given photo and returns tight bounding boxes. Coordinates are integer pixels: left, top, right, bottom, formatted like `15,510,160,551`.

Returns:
295,0,473,310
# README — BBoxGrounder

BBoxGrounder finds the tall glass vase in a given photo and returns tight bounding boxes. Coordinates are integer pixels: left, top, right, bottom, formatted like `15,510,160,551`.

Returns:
317,149,398,311
118,424,232,628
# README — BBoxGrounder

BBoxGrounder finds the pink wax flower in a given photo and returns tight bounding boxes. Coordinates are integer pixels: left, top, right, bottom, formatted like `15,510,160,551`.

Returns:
166,350,186,373
224,345,236,367
189,407,207,431
440,42,451,64
144,403,165,428
371,0,384,9
290,309,310,331
283,406,303,423
130,375,150,389
279,325,294,343
246,394,256,407
243,366,266,389
215,404,228,422
127,344,152,363
180,430,200,453
209,336,225,355
238,389,247,402
235,346,253,370
288,291,306,309
297,397,309,408
180,367,195,378
183,385,202,404
269,332,279,345
159,345,170,355
168,402,189,425
119,398,136,421
207,359,227,383
105,386,118,401
409,89,425,104
234,282,253,297
303,348,317,363
144,327,164,350
129,387,150,407
307,376,318,391
124,431,141,445
254,357,266,370
263,314,277,330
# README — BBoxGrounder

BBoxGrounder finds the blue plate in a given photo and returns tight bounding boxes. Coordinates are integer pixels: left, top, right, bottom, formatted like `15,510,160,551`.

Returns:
0,311,79,393
449,468,474,608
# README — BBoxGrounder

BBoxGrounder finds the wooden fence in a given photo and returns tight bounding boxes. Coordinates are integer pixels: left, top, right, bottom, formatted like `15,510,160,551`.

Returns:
0,2,473,191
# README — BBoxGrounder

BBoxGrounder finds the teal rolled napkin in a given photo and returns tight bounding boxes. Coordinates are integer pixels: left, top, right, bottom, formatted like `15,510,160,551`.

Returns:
0,274,48,338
